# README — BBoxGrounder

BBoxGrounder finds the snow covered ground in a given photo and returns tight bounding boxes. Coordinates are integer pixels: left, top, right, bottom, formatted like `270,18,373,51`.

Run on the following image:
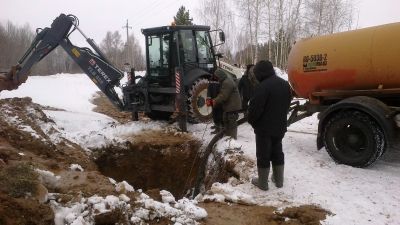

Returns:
1,73,400,225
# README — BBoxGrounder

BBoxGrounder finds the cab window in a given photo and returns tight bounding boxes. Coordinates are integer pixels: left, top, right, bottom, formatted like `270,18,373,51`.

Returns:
196,31,213,64
147,34,170,76
179,30,196,63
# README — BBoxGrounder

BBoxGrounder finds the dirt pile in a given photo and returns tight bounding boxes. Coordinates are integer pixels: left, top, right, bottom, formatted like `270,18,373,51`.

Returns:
91,91,134,123
0,192,54,225
0,97,102,224
200,203,330,225
0,97,96,171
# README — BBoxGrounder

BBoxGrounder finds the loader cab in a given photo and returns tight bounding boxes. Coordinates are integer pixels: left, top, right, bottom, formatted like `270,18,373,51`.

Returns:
142,25,218,86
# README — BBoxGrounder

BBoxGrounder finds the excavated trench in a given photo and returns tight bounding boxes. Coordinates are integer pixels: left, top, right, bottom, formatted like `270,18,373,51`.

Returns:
93,130,232,199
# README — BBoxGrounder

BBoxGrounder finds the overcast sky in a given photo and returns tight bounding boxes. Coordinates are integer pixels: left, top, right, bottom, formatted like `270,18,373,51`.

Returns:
1,0,399,47
355,0,400,28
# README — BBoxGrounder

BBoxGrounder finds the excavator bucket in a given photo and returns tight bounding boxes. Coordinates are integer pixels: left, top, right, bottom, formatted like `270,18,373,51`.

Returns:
0,65,25,92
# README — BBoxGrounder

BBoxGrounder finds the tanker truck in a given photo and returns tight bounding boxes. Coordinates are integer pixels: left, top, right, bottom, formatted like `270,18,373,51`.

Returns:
287,22,400,167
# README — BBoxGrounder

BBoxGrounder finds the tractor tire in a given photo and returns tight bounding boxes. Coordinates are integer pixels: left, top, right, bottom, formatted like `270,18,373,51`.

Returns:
323,110,386,167
188,78,212,123
145,111,172,121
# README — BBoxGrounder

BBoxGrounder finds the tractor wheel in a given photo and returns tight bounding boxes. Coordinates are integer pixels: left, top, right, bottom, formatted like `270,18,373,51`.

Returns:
323,110,386,167
188,78,212,123
145,111,173,121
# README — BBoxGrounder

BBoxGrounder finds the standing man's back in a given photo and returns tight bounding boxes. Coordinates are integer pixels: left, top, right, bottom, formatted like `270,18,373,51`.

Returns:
248,60,292,191
248,71,291,136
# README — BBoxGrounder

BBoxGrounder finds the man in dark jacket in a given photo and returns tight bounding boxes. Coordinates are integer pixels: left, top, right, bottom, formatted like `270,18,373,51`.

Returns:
238,64,255,114
207,68,242,139
248,60,292,191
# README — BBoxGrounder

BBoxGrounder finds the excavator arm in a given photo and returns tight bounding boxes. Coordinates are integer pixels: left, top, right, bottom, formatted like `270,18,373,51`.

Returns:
0,14,125,110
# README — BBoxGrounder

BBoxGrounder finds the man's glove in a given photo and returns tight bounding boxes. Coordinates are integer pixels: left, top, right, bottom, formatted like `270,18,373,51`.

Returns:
206,98,214,107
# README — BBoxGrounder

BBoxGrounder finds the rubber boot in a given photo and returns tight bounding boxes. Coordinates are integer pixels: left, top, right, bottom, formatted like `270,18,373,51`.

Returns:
251,167,269,191
272,165,284,188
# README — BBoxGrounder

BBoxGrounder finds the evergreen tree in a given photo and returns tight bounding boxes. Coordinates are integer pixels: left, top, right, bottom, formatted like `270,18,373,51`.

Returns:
174,6,193,25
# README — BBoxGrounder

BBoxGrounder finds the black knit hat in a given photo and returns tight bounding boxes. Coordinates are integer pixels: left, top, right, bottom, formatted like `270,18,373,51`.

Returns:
253,60,275,81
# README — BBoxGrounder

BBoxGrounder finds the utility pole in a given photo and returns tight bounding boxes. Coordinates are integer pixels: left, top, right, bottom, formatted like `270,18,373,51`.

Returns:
122,19,132,68
122,20,138,121
122,19,132,44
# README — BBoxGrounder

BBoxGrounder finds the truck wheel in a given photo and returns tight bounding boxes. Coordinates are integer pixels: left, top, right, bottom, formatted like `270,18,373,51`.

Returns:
188,78,212,122
145,111,172,121
323,110,385,167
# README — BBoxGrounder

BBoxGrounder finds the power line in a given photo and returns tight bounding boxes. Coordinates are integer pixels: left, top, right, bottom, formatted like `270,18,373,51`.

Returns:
130,0,169,28
131,0,181,29
132,0,164,22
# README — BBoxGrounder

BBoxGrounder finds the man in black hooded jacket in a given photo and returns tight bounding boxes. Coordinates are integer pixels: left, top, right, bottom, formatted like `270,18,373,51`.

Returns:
248,60,292,191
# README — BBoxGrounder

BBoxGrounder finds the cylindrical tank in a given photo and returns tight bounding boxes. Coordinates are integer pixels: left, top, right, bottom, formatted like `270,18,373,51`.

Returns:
288,22,400,99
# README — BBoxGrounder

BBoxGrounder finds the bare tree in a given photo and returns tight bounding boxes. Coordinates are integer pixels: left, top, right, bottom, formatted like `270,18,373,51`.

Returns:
101,31,124,68
326,0,354,33
197,0,236,62
0,21,81,75
234,0,265,64
265,0,274,62
0,23,7,70
275,0,284,66
278,0,303,68
253,0,262,63
123,34,145,70
242,0,255,63
304,0,353,36
0,22,34,71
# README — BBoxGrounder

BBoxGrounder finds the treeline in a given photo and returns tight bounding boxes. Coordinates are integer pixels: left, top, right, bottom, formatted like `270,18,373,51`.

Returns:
196,0,355,68
100,31,145,71
0,21,76,75
0,21,145,75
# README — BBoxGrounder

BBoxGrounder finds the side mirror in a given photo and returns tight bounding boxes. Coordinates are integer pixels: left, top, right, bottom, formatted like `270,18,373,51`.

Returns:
219,31,225,43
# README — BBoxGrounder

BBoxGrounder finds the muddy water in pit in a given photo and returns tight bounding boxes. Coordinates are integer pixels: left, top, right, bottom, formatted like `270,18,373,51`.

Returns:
93,130,231,198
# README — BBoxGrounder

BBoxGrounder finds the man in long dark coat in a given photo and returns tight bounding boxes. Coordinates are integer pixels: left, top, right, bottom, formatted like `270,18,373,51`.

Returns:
248,60,292,190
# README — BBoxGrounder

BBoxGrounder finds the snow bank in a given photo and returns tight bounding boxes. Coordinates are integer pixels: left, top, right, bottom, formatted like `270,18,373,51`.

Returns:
1,74,100,113
51,194,131,225
50,184,207,225
274,67,288,81
0,72,164,149
134,192,207,224
198,182,255,205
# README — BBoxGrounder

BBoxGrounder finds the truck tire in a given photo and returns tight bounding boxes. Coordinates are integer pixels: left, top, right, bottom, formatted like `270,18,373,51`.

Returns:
188,78,212,122
323,110,385,167
145,111,172,121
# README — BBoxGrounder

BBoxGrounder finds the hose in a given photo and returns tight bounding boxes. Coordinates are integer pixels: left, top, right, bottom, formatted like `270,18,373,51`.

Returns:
193,116,248,197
